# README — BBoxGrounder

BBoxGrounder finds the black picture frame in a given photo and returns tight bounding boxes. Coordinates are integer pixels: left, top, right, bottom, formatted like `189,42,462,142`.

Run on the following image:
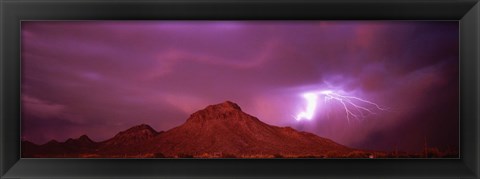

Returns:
1,0,479,178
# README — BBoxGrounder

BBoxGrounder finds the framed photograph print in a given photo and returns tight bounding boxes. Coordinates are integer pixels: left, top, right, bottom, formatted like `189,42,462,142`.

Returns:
1,0,479,178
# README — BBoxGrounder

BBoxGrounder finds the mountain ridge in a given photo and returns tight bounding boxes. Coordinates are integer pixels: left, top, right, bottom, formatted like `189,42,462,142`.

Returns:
22,101,358,158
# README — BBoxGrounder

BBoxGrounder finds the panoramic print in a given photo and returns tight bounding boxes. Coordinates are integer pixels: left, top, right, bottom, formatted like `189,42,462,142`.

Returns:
21,21,459,158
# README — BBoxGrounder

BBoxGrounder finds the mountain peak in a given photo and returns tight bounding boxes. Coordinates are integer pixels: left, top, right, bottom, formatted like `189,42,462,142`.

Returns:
64,135,95,146
125,124,156,133
45,139,60,146
185,101,261,124
78,135,93,143
220,101,242,110
205,101,242,112
152,101,353,158
109,124,159,143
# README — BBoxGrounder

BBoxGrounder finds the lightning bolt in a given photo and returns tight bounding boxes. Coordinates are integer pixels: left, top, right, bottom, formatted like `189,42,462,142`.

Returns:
296,90,386,123
295,93,318,121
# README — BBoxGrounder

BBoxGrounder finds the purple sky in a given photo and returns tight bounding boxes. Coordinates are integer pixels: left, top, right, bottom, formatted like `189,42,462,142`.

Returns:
21,21,459,152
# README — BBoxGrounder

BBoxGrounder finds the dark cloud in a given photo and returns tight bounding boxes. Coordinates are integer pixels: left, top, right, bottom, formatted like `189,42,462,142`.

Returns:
21,21,459,152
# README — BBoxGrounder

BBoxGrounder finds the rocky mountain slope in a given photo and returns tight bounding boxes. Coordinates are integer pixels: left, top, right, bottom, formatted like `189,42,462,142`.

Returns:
22,101,355,158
